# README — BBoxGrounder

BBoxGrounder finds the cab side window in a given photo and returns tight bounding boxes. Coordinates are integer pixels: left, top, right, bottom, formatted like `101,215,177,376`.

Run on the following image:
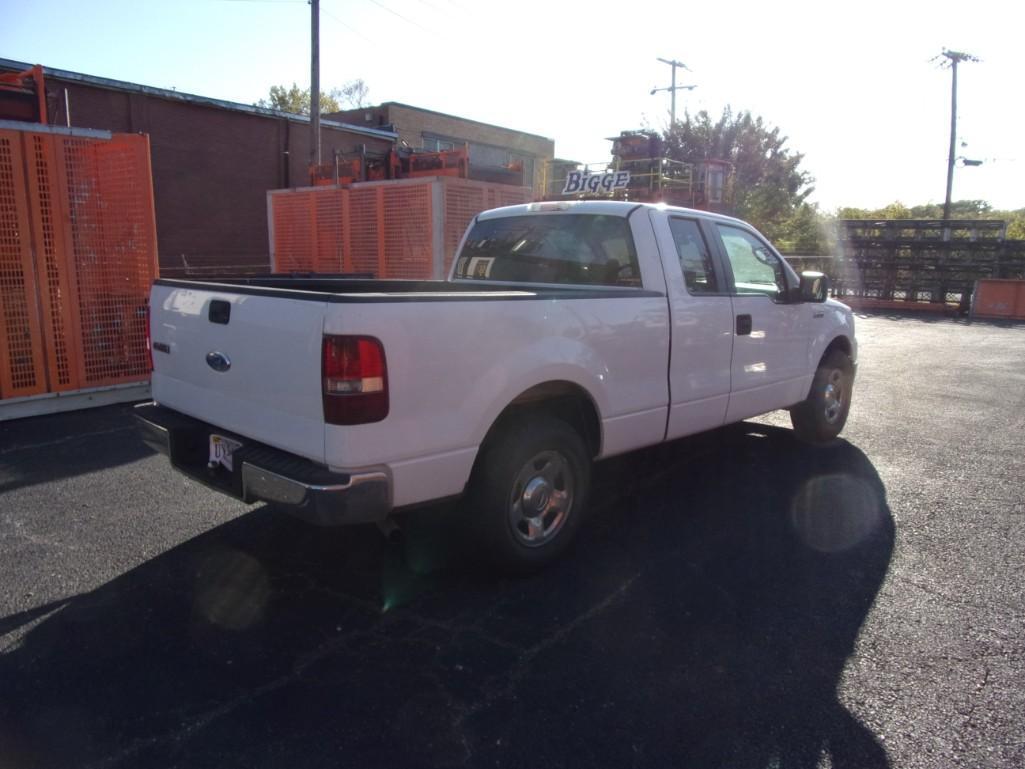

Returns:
669,218,719,294
715,224,785,300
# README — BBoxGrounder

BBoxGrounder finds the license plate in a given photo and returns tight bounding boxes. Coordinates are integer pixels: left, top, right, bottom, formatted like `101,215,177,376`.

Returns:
208,434,242,472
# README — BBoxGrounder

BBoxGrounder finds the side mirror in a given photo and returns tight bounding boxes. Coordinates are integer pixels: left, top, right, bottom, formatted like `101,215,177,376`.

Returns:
799,271,830,303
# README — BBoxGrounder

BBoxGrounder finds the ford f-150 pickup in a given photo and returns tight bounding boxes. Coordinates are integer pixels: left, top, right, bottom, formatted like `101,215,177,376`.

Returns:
137,200,856,570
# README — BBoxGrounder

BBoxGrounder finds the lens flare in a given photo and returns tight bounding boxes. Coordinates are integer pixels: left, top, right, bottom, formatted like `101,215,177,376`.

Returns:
789,474,882,552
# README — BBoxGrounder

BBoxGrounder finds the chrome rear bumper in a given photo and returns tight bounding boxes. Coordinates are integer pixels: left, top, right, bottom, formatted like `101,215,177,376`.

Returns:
135,402,391,525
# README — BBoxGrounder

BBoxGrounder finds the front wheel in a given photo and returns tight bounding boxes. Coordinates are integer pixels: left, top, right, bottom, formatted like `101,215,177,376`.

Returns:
790,349,854,444
466,415,591,573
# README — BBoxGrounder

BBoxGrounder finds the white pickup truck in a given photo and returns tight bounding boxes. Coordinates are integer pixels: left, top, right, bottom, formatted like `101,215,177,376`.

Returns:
137,200,856,570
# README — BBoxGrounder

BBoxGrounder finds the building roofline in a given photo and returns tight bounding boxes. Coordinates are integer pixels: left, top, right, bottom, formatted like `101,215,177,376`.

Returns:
0,58,399,141
376,101,553,143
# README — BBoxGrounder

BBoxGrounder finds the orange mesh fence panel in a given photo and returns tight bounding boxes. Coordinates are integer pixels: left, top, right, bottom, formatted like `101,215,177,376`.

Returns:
382,184,432,279
271,192,315,273
313,188,345,273
0,128,157,403
0,130,48,398
62,134,157,388
442,179,487,275
348,187,380,276
490,185,532,209
269,178,532,280
26,132,82,392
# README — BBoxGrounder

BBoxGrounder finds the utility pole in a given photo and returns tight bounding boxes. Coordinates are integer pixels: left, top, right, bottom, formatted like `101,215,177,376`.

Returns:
940,49,978,222
651,57,696,127
310,0,321,166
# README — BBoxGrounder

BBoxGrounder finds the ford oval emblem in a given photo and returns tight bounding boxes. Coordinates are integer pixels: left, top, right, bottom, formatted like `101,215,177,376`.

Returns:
206,351,231,372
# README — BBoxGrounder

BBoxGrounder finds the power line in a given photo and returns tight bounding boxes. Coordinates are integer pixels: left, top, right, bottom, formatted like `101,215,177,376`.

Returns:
322,5,377,43
362,0,433,33
411,0,445,11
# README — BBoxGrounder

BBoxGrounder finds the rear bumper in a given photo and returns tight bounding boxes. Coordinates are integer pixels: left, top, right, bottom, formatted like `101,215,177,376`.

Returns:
135,402,391,525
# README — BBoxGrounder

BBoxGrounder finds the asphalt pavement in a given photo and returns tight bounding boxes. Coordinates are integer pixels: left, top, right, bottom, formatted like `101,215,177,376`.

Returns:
0,313,1022,769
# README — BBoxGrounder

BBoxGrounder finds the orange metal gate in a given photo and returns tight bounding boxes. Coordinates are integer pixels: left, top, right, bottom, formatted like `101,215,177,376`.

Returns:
269,177,531,278
0,126,157,402
971,279,1025,321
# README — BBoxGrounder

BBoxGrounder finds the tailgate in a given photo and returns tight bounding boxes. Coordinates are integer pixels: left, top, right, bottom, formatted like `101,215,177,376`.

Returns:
149,283,327,463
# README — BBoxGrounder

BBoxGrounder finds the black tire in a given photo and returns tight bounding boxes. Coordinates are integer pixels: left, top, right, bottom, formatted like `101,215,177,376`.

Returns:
790,349,854,444
466,415,591,573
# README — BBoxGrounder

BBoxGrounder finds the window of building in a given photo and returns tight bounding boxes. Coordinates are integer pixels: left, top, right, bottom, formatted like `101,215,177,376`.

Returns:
423,137,456,152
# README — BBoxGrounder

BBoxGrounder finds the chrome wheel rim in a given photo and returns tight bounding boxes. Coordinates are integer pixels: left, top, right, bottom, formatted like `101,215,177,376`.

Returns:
508,450,573,547
823,369,845,424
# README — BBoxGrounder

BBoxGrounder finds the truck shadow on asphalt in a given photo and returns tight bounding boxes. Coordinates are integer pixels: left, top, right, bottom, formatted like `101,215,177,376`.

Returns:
0,423,894,769
0,404,154,495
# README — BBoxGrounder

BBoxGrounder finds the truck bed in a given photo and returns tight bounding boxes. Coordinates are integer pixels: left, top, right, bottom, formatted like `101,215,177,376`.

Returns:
154,277,663,303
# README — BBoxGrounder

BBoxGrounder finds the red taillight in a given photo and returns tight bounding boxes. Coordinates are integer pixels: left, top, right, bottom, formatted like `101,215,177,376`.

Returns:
322,335,389,425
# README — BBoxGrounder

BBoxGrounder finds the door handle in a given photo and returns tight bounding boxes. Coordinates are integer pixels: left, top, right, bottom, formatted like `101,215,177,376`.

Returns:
736,314,752,336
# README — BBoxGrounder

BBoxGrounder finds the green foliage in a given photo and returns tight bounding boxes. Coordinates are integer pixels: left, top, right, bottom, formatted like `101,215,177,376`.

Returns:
776,203,833,255
836,200,1025,241
256,79,369,115
1006,211,1025,240
662,107,828,251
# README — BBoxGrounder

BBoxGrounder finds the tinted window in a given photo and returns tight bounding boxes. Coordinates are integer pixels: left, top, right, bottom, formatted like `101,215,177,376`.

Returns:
716,224,785,299
669,218,719,294
454,214,641,287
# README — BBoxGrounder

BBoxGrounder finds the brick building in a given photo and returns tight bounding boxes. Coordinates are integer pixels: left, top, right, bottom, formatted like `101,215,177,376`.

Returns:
0,59,397,275
329,102,554,193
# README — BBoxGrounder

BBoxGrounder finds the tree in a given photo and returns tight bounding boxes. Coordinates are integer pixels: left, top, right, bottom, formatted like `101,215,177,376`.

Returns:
338,79,370,109
833,201,1025,243
1006,210,1025,240
662,107,815,245
256,79,370,115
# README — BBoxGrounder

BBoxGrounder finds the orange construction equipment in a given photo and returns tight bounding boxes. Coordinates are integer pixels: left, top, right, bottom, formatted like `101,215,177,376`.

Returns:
392,146,469,179
309,147,470,187
310,157,363,186
0,64,47,124
0,124,158,408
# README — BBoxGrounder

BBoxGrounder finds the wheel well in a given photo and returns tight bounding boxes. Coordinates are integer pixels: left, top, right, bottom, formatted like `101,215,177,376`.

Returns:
482,381,602,459
823,335,852,360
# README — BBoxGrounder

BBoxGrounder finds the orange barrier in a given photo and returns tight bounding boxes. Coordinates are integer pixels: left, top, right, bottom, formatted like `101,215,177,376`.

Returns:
0,127,157,401
971,279,1025,321
269,176,530,278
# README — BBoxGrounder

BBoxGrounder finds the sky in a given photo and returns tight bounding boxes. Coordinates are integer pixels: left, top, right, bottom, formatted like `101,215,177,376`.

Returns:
2,0,1023,211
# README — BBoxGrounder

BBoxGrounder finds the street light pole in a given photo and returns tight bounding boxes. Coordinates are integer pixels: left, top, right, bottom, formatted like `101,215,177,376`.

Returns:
652,57,695,127
940,49,977,223
310,0,321,166
670,59,677,127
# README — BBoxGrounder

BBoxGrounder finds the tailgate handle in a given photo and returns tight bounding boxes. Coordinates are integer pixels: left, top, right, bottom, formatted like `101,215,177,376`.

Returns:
209,300,231,325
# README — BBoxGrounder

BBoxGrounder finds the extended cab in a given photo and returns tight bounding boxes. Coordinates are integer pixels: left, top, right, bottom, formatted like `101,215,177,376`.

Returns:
137,201,856,569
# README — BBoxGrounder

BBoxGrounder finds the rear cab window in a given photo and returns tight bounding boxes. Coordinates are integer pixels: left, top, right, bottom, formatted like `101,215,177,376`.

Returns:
454,214,641,287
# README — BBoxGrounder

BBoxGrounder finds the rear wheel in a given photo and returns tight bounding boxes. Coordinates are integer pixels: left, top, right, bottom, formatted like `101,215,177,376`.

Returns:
790,349,854,444
467,415,591,573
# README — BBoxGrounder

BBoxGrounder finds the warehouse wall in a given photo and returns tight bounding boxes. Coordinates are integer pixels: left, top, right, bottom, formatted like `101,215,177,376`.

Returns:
40,78,394,276
330,102,554,194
